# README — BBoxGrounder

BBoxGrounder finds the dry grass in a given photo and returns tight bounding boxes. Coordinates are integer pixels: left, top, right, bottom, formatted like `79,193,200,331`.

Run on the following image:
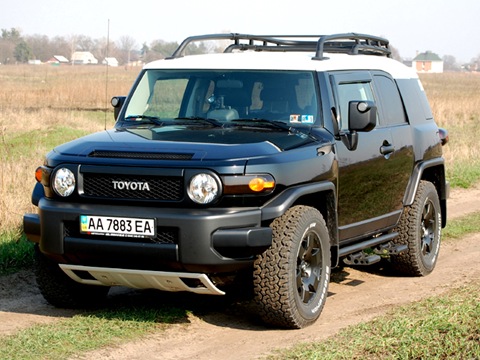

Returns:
0,65,137,110
420,73,480,185
0,66,479,234
0,65,138,233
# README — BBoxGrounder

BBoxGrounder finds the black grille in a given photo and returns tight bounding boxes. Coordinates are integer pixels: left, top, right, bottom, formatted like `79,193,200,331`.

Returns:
82,173,183,201
64,221,178,245
89,150,193,160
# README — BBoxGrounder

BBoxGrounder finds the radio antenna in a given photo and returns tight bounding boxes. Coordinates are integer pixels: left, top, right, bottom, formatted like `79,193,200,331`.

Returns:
104,19,110,130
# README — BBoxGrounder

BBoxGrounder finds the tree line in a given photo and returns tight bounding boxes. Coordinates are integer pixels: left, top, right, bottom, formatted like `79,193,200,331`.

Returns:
1,27,479,71
0,28,212,65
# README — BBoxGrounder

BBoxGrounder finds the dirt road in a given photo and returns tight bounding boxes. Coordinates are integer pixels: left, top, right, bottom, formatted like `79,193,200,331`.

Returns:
1,185,479,359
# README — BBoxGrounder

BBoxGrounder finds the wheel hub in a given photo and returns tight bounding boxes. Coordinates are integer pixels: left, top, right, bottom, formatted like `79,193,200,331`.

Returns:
296,232,322,304
421,200,436,257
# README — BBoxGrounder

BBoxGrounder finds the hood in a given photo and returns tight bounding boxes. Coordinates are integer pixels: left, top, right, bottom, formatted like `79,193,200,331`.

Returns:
51,125,321,161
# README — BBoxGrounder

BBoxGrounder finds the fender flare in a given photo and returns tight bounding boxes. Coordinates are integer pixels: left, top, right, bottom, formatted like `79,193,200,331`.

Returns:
260,181,340,266
403,158,448,227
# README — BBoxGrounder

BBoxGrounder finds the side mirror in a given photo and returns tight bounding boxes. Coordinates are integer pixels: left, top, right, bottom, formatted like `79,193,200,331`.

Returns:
348,100,376,132
341,101,377,151
111,96,126,120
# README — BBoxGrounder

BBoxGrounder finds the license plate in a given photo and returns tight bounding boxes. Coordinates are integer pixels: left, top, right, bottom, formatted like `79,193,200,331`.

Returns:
80,215,156,238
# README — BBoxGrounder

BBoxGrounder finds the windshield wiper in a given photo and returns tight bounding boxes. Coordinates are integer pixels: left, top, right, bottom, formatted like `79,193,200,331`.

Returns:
231,118,315,139
174,117,223,128
124,115,163,126
231,118,292,131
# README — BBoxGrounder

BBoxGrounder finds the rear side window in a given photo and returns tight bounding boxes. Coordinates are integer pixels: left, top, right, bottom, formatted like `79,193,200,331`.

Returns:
396,78,434,124
372,74,407,126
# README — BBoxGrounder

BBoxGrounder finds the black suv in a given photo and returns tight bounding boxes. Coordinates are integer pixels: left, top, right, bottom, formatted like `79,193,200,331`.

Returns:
24,33,449,329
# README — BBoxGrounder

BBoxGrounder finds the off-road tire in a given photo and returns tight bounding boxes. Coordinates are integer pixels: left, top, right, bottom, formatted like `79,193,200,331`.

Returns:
253,205,331,329
34,245,110,308
391,181,441,276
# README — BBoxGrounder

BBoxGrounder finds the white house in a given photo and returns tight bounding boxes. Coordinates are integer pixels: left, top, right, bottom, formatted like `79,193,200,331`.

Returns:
71,51,98,65
412,51,443,73
103,57,119,67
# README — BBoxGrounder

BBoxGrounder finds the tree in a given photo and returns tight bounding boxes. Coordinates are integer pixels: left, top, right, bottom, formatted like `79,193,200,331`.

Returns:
25,34,51,61
468,54,480,71
1,28,21,42
388,44,402,62
0,39,14,64
50,36,72,58
118,35,137,65
76,35,95,51
443,55,460,72
150,39,179,59
1,28,22,64
14,40,32,62
91,37,115,63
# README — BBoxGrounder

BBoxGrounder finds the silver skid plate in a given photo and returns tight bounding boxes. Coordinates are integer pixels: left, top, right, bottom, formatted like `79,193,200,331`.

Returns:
59,264,225,296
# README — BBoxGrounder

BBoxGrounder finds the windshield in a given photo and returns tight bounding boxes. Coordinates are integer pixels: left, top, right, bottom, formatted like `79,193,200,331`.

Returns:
121,70,319,126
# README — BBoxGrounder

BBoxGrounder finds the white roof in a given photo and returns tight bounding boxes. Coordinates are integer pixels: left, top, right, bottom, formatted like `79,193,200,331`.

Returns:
54,55,69,62
144,51,417,80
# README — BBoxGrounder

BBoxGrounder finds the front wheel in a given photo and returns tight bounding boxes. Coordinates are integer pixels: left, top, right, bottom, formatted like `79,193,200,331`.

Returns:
253,206,331,329
34,245,110,308
391,181,442,276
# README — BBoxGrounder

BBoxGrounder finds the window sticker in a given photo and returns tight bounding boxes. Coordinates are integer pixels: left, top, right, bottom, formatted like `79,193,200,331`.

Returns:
290,114,301,123
301,115,314,124
290,114,314,124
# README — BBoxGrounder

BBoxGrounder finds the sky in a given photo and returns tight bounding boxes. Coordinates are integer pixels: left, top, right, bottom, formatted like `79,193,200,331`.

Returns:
1,0,479,63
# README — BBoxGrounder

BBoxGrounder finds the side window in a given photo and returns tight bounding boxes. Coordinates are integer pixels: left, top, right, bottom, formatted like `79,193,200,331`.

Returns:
373,75,407,126
336,82,375,130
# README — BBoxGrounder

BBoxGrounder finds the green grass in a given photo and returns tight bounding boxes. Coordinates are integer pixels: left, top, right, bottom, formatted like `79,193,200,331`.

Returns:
443,212,480,239
4,127,90,158
447,160,480,188
269,283,480,360
0,231,34,275
0,306,187,360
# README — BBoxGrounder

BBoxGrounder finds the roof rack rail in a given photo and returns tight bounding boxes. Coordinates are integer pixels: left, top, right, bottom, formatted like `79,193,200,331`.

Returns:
167,33,391,60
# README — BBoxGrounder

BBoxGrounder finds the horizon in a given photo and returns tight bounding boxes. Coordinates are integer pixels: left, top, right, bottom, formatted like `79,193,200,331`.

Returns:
1,0,479,63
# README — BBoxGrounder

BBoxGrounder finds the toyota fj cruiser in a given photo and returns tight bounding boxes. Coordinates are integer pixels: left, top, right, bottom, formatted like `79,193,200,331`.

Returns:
24,33,449,329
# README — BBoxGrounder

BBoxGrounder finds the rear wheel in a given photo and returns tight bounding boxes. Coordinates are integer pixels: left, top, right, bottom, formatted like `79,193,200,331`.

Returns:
253,206,331,329
34,245,110,308
391,181,441,276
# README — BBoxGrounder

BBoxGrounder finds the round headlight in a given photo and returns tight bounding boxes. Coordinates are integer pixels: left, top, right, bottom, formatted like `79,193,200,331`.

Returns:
53,168,76,197
188,173,219,204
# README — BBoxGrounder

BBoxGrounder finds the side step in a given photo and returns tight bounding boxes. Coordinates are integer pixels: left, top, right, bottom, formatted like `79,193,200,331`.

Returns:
343,252,381,266
339,232,408,266
59,264,225,296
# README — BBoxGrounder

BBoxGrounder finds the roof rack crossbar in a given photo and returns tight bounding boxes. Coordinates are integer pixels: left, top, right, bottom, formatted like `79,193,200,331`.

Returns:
166,33,391,60
313,33,390,60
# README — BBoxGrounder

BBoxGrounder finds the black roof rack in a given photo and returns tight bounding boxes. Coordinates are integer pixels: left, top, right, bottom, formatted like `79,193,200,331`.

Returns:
167,33,391,60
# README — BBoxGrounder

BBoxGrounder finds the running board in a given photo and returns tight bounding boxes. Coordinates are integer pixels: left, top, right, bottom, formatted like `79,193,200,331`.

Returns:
339,232,399,258
59,264,225,296
343,252,381,266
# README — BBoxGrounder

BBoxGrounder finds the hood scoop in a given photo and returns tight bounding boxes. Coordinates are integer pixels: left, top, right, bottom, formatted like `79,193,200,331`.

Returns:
88,150,194,160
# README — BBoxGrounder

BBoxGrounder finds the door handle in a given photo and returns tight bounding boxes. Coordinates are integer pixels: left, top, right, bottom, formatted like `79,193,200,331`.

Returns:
380,142,394,156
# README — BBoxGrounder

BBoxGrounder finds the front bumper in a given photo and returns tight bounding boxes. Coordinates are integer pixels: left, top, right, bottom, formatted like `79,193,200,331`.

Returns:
23,197,272,273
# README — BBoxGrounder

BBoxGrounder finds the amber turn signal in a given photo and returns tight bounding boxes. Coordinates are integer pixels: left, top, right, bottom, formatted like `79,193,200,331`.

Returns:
35,167,43,182
249,177,275,192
